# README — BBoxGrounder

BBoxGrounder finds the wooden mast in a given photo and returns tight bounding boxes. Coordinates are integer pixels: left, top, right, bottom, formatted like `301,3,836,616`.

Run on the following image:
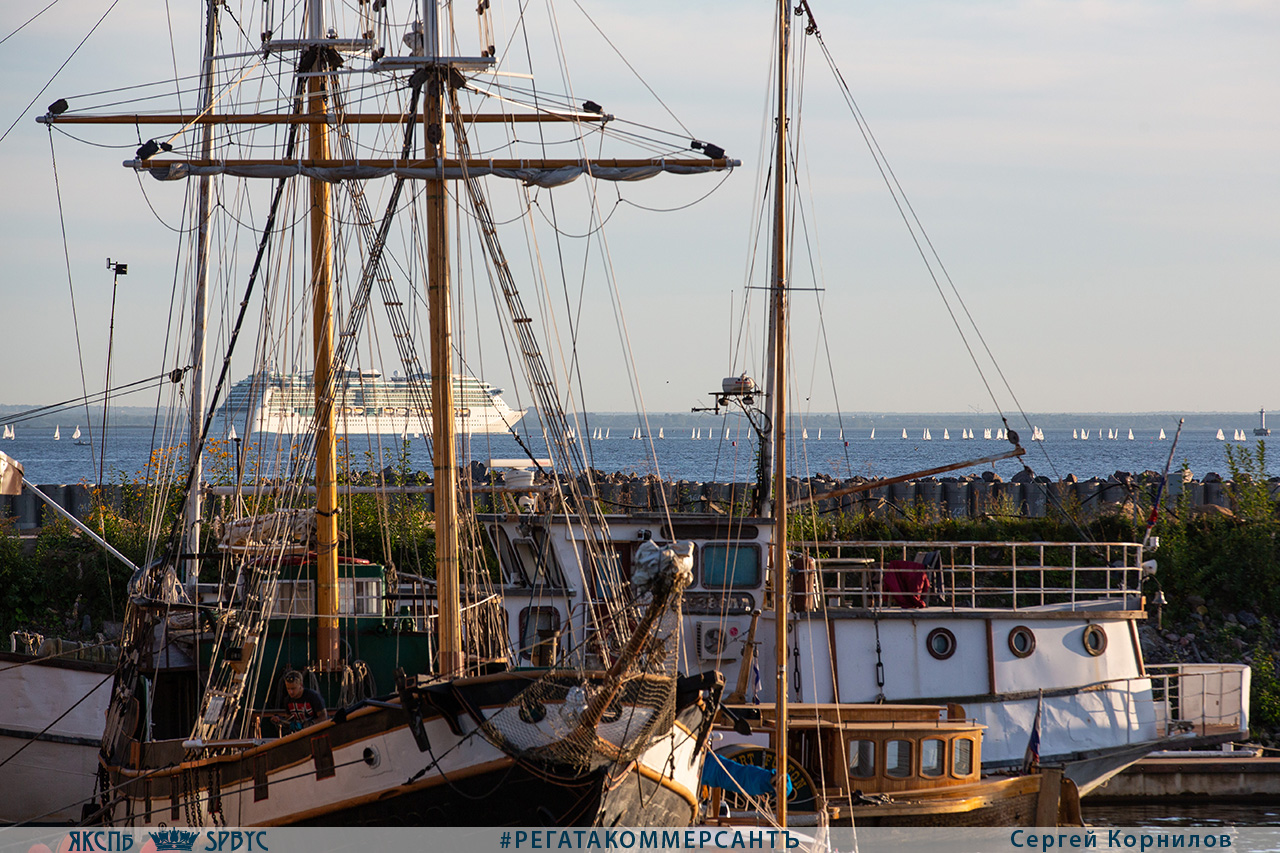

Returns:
184,0,218,584
423,0,464,677
770,0,791,826
39,0,736,684
308,0,341,669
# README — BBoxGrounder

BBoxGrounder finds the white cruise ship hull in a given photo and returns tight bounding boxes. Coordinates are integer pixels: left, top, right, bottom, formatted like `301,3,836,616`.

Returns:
219,371,525,436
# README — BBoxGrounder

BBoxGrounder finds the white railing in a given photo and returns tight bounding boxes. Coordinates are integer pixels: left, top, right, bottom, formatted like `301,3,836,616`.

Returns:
794,540,1147,610
1146,663,1251,739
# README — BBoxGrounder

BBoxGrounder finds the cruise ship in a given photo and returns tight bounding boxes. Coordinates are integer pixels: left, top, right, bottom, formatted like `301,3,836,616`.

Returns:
217,369,524,435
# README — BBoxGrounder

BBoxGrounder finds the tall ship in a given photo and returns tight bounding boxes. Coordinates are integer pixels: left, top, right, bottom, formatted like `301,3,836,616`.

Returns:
218,369,524,435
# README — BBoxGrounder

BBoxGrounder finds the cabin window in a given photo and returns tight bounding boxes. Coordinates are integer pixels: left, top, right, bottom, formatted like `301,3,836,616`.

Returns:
921,738,946,777
518,607,561,661
585,543,632,598
926,627,956,660
337,578,382,616
848,739,877,778
489,525,530,586
701,544,761,589
1083,624,1108,656
885,739,913,778
272,580,314,617
1008,626,1036,658
952,737,974,777
499,527,568,589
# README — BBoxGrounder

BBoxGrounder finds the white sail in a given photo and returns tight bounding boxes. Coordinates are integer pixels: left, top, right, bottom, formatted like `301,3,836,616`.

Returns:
1128,428,1134,440
802,428,808,440
943,429,950,440
658,427,664,439
1082,430,1089,440
1159,428,1166,440
605,428,609,439
923,428,931,440
1216,428,1225,440
72,426,81,440
902,429,908,439
53,426,60,441
817,428,821,440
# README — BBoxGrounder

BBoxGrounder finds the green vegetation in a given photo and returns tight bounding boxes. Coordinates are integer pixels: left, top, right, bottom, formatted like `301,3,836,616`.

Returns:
1,440,1277,741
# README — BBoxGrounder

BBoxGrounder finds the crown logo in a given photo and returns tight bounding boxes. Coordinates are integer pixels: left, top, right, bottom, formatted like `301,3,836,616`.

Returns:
150,830,200,852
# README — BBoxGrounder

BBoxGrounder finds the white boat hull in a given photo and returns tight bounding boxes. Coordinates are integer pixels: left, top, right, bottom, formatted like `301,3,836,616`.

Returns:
98,683,709,827
0,654,112,824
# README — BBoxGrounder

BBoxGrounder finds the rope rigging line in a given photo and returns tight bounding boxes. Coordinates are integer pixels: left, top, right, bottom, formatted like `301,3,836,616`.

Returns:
47,130,101,475
0,0,62,46
155,53,314,565
797,3,1040,441
616,169,733,213
0,671,114,773
797,1,1072,487
285,64,435,475
795,8,999,409
0,0,122,147
450,85,654,656
566,0,693,138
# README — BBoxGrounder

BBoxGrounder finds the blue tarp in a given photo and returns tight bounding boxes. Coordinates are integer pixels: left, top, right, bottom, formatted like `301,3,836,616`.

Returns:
701,752,793,797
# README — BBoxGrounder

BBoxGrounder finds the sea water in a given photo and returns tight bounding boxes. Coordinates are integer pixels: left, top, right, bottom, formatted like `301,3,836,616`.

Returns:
4,422,1271,487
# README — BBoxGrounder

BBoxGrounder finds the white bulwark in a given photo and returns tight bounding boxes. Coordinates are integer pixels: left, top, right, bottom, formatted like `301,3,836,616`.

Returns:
218,369,524,435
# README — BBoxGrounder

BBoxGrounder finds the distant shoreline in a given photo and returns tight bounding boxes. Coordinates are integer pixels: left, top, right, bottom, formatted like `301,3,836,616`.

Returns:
1,407,1272,431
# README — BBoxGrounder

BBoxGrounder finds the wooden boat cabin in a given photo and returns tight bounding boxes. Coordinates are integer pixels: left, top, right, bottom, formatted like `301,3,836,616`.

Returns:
709,704,1080,827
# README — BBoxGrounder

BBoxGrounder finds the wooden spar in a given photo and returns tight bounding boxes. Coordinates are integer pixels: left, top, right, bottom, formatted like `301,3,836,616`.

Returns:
771,0,790,826
184,0,217,583
122,156,735,170
424,17,463,677
785,445,1027,510
309,0,340,670
42,112,608,125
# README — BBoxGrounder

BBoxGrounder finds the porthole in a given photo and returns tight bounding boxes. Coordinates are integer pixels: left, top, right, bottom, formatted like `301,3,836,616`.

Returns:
1082,624,1108,656
926,627,956,660
1008,626,1036,658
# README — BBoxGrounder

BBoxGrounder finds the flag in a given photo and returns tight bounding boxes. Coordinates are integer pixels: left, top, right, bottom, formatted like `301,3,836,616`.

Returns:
0,450,23,496
751,656,762,706
1022,691,1043,773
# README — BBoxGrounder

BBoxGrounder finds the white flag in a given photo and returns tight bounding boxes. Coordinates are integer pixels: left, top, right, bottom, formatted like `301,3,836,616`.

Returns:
0,450,23,496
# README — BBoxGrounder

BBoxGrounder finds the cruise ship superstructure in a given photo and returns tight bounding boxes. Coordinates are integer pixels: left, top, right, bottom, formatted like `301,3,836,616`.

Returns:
218,370,524,435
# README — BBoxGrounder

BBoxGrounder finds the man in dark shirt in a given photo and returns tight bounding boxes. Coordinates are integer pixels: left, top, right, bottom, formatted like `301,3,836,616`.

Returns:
271,670,328,733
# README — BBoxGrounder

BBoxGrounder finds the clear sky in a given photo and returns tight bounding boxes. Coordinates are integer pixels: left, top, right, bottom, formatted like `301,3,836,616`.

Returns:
1,0,1277,417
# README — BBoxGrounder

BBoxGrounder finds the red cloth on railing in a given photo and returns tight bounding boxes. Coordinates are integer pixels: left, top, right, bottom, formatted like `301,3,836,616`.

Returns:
884,560,930,608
